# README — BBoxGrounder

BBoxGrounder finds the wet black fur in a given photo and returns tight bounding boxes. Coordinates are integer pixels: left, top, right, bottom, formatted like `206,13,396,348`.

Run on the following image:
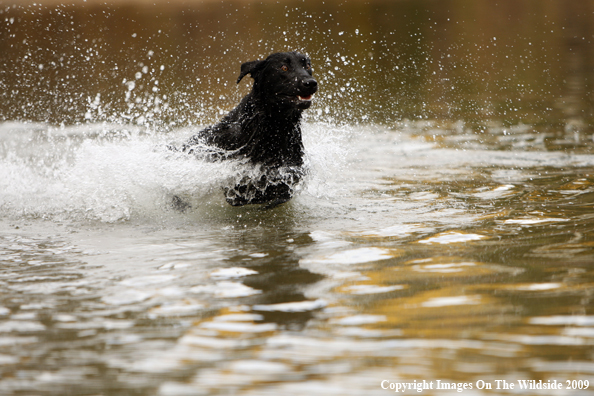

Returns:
181,51,317,207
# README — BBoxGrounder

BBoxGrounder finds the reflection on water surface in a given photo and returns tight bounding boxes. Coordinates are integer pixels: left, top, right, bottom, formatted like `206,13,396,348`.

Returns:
1,0,594,395
2,123,593,395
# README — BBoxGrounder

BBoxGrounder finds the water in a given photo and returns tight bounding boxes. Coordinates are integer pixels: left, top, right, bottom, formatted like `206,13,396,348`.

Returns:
2,1,594,395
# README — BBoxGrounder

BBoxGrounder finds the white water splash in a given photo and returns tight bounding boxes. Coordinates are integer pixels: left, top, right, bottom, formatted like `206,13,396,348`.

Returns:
0,121,351,223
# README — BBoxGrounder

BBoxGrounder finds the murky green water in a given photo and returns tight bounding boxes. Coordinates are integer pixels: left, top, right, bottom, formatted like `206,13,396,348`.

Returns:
1,1,594,395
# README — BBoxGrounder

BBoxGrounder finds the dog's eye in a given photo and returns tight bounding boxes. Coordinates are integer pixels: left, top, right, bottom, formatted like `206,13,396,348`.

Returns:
281,65,289,72
305,64,311,70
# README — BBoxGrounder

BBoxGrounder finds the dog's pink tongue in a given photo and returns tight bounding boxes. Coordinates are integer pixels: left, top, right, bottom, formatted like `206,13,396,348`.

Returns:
298,95,312,101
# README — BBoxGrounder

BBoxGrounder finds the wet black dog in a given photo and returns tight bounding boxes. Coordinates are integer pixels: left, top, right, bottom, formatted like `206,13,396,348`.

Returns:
180,51,317,207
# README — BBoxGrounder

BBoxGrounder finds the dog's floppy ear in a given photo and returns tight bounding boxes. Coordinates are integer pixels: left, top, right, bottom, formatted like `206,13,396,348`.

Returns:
237,59,265,84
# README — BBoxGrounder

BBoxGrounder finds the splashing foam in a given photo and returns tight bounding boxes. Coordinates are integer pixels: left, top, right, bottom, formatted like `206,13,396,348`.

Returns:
0,121,351,223
1,123,228,222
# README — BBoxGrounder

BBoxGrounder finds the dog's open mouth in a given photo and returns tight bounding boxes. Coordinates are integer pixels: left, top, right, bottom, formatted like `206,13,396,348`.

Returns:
278,93,315,108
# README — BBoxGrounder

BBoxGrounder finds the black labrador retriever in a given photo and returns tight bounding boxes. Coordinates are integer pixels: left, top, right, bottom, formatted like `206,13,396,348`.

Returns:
180,51,317,207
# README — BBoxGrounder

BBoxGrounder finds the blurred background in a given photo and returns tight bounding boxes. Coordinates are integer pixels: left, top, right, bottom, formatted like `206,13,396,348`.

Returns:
2,3,594,395
2,0,593,130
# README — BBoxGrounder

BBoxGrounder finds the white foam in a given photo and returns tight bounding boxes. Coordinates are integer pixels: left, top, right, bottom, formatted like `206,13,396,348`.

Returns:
0,354,19,365
563,328,594,338
301,248,394,265
200,321,277,333
0,321,46,332
342,285,404,294
120,274,177,287
229,359,290,374
361,224,426,237
149,301,205,317
101,289,153,305
418,232,487,244
0,123,235,222
421,295,481,308
473,184,517,199
529,315,594,326
210,267,258,279
213,314,264,322
253,299,327,312
504,218,569,225
190,281,261,298
412,262,476,273
513,283,562,291
331,315,387,326
0,121,352,222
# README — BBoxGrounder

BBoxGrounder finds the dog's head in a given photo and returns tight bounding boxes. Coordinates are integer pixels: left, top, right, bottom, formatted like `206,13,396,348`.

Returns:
237,51,317,110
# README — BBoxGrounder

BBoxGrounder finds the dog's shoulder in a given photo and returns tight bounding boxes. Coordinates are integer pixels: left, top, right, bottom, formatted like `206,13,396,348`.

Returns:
203,122,243,150
182,95,253,153
205,95,256,150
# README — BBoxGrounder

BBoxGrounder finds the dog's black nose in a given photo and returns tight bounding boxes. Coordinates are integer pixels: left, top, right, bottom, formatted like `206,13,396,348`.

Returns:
302,78,318,91
303,79,317,88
